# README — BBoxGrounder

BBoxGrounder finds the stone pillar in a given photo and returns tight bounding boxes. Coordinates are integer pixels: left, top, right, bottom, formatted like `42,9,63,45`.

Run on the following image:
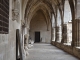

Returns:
24,34,29,57
63,24,67,43
59,26,62,42
62,23,72,45
52,28,55,41
55,20,57,42
72,19,80,47
56,26,59,42
57,26,62,43
67,22,72,44
55,9,58,42
24,34,29,47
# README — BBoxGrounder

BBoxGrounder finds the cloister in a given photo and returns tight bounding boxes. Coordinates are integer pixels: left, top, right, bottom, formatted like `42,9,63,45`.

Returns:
0,0,80,60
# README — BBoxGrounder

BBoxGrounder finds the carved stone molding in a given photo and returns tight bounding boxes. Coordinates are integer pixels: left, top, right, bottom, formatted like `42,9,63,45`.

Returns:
12,9,19,21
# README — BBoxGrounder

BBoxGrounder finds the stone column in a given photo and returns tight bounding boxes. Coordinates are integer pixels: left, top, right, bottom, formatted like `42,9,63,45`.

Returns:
24,34,29,57
63,24,67,43
24,34,29,48
67,22,72,45
52,28,55,41
72,19,80,47
55,20,57,42
62,23,72,45
56,26,59,42
59,26,62,42
54,8,58,42
61,15,64,44
57,26,62,43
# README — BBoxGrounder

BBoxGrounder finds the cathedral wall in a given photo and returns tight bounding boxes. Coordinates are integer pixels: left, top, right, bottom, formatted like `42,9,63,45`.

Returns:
0,0,22,60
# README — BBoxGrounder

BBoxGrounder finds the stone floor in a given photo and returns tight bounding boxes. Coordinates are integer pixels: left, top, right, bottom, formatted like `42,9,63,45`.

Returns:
26,43,78,60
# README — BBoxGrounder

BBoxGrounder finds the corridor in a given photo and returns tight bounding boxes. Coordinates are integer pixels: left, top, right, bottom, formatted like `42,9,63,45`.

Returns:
26,43,78,60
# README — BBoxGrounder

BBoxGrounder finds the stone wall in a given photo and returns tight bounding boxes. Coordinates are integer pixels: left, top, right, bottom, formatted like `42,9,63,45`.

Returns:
0,0,22,60
52,41,80,59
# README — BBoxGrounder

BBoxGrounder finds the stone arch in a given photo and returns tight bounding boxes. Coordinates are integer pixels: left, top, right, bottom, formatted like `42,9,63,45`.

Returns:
61,0,72,44
26,2,52,30
64,0,72,23
56,8,62,43
22,0,31,19
24,1,53,43
68,0,75,47
29,9,52,43
68,0,75,20
24,0,53,18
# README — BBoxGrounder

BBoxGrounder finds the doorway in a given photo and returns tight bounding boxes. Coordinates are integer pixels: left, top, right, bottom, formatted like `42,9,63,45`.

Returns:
35,32,40,43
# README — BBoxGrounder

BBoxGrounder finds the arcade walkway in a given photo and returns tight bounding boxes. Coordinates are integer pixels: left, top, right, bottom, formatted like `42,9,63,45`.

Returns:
26,43,78,60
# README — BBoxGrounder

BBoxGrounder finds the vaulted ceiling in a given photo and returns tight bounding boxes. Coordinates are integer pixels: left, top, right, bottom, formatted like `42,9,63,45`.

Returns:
22,0,75,27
